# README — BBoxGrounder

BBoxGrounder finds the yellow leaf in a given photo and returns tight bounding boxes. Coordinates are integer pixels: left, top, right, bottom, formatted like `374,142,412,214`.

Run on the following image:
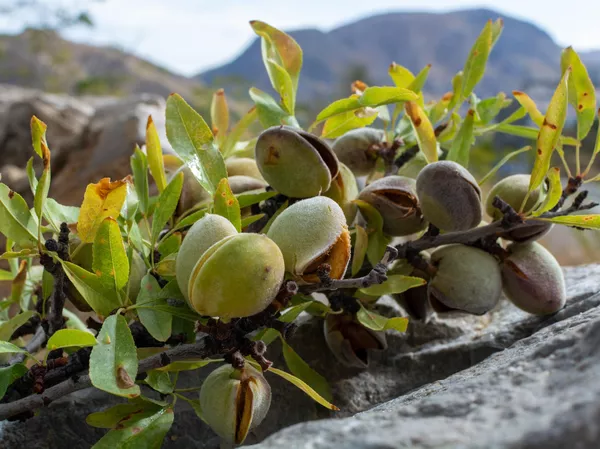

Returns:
512,91,544,126
529,68,570,192
405,101,438,162
77,177,130,243
210,89,230,147
146,116,167,193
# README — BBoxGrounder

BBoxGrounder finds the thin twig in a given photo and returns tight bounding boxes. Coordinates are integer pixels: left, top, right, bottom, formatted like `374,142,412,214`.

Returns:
299,246,398,294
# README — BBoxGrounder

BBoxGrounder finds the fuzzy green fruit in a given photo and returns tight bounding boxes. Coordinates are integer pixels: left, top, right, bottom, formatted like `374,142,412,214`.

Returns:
323,163,360,225
188,233,285,318
267,196,351,283
255,125,339,198
416,161,482,231
501,242,566,315
358,175,428,236
429,244,502,315
485,174,552,242
323,313,387,368
331,127,385,176
200,364,271,445
226,157,265,181
176,214,237,302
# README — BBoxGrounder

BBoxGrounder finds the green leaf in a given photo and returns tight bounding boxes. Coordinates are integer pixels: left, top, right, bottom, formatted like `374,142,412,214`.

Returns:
0,311,35,341
356,304,409,332
491,18,504,47
157,233,181,259
89,314,141,398
222,107,258,158
30,116,48,159
478,146,532,186
264,366,339,411
536,215,600,229
240,214,265,229
45,199,80,227
530,68,570,193
248,87,296,128
351,225,368,276
321,111,377,139
404,101,438,163
0,363,28,400
448,71,464,110
145,370,174,394
93,217,129,296
359,274,426,297
47,329,96,351
446,109,475,168
165,94,227,195
353,200,391,266
0,341,28,355
407,64,431,94
154,254,176,277
250,20,303,94
131,146,149,215
0,183,38,247
476,93,510,124
136,274,172,342
59,260,119,317
213,178,241,232
146,116,168,194
513,91,544,126
151,173,183,246
34,160,51,242
155,358,222,372
86,402,160,429
388,63,414,88
236,190,277,209
561,47,597,140
532,167,562,216
461,20,493,99
173,208,207,231
91,407,174,449
280,337,332,402
0,269,13,281
316,87,418,122
490,124,578,147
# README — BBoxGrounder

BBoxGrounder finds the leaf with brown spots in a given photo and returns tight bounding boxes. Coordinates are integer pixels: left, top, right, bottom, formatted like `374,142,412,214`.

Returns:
512,91,544,127
405,101,438,163
537,214,600,230
213,178,241,232
93,217,129,298
561,47,596,140
77,177,130,243
89,314,140,398
529,68,570,193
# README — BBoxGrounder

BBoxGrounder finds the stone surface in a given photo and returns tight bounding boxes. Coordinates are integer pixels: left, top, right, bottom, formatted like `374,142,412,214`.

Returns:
1,264,599,449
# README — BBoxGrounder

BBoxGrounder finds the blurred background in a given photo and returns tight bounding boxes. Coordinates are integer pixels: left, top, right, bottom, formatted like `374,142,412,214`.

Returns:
0,0,599,264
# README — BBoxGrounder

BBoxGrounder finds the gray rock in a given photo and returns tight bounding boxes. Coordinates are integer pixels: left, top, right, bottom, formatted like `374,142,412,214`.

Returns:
1,265,599,449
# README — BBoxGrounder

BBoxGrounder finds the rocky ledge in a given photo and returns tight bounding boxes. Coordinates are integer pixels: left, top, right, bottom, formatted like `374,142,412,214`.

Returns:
1,264,599,449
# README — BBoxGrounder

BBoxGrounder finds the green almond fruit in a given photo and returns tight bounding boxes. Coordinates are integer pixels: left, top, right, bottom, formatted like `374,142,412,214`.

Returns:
189,233,285,318
501,242,566,315
255,125,339,198
226,157,265,181
267,196,351,283
323,163,360,225
416,161,482,231
331,127,385,177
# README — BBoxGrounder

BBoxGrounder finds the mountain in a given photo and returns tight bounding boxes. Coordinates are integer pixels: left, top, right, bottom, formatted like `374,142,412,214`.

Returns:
198,8,600,107
0,28,204,99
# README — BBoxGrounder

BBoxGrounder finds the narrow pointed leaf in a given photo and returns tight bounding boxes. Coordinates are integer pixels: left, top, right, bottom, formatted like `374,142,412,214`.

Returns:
561,47,596,140
222,107,258,157
213,178,241,232
321,111,377,139
478,146,532,186
359,275,426,297
165,94,227,195
537,215,600,229
30,116,48,158
280,337,332,402
136,274,172,342
151,172,183,246
89,314,140,398
93,217,129,294
249,87,294,128
0,183,38,247
0,341,28,355
512,91,544,126
0,364,28,400
354,199,390,266
131,146,149,215
448,71,464,110
407,64,431,94
388,63,414,88
461,20,493,99
446,109,475,168
405,101,438,162
0,310,35,341
351,225,368,276
530,68,570,192
356,304,409,332
211,89,229,146
77,177,129,243
86,402,160,429
47,329,96,351
532,167,562,216
145,370,174,394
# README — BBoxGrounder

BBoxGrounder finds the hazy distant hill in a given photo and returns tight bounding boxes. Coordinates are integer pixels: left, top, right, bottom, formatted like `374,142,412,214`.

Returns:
198,8,600,106
0,28,204,99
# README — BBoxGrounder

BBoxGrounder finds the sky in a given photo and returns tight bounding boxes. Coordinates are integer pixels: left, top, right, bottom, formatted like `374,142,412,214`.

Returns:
1,0,599,76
